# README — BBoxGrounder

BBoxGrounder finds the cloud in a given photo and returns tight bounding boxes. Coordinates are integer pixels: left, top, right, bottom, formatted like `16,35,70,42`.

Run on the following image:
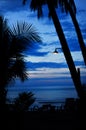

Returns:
25,59,84,72
25,51,49,57
1,0,86,73
0,0,30,13
75,0,86,10
24,43,49,57
2,0,86,54
26,61,68,71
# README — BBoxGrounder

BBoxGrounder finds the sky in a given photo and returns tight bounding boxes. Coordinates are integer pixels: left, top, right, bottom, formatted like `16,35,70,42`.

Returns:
0,0,86,100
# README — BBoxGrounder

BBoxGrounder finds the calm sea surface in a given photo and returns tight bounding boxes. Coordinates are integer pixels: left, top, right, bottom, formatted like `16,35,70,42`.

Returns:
7,81,78,107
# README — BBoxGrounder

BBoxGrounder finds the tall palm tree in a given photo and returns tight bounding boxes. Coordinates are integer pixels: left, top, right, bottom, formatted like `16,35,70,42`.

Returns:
0,16,42,111
23,0,84,99
58,0,86,65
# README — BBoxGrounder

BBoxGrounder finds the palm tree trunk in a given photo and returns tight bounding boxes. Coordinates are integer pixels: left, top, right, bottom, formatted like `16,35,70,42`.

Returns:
66,1,86,65
47,0,84,99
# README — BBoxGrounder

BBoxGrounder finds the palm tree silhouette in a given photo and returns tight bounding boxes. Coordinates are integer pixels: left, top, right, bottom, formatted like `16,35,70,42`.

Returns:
22,0,84,99
13,92,35,112
0,16,42,111
58,0,86,65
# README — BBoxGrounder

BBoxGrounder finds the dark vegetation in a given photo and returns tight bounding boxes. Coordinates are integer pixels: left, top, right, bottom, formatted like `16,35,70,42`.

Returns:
1,97,86,130
0,15,41,112
0,0,86,129
8,92,35,112
23,0,86,100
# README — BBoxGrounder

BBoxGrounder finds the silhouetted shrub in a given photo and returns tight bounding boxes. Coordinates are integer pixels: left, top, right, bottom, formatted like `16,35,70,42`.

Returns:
13,92,35,112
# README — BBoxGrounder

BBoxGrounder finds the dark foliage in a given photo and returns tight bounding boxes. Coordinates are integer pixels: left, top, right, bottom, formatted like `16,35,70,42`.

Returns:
0,16,42,111
13,92,35,112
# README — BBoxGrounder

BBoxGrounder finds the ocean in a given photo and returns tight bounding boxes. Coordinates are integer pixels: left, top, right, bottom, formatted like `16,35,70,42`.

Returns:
7,79,78,107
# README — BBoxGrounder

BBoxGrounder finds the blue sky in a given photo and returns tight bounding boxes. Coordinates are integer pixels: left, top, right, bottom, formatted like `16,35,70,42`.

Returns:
0,0,86,99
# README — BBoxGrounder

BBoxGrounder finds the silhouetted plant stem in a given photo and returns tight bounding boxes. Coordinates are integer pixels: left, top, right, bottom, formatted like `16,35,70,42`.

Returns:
47,0,84,99
66,0,86,65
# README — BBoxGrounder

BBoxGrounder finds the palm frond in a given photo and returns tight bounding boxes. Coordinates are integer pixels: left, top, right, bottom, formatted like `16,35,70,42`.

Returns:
30,0,76,18
58,0,76,14
8,58,28,82
8,21,42,83
9,22,42,57
11,22,42,43
0,16,42,88
30,0,46,18
22,0,27,5
69,0,76,14
14,92,35,111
